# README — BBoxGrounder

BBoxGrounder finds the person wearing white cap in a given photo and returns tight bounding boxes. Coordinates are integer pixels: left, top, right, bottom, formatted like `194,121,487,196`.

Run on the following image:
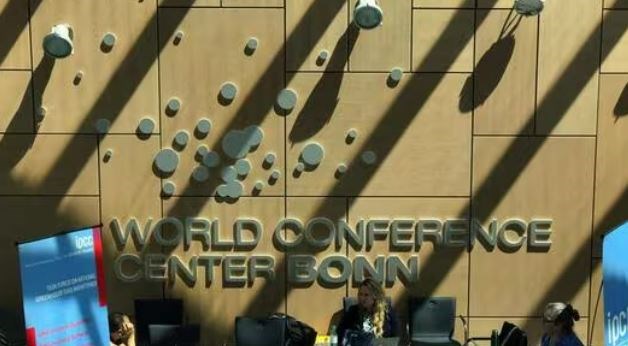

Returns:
540,302,584,346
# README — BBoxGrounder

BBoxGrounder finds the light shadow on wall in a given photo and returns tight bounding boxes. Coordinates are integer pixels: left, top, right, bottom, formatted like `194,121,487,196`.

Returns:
401,8,625,342
288,24,359,144
520,184,628,341
459,9,520,113
6,2,628,346
32,0,192,192
0,0,42,67
614,83,628,119
245,7,624,345
240,5,498,327
165,0,348,216
0,55,54,173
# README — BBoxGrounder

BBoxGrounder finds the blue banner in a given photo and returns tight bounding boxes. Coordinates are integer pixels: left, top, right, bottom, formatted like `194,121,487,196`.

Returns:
17,227,109,346
603,221,628,346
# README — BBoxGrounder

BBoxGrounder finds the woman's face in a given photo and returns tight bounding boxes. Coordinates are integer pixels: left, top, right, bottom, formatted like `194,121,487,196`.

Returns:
358,285,375,311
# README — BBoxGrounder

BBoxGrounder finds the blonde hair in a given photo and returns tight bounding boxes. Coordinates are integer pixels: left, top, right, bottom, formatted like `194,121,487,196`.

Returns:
360,278,387,338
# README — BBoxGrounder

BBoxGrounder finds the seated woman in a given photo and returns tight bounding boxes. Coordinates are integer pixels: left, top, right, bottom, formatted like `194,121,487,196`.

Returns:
109,312,136,346
337,278,398,345
541,302,584,346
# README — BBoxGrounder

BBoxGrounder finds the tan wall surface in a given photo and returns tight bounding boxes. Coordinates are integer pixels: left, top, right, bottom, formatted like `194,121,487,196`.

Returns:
0,0,626,345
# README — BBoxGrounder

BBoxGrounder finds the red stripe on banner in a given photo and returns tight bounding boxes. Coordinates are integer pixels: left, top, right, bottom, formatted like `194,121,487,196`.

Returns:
26,327,36,346
92,227,107,307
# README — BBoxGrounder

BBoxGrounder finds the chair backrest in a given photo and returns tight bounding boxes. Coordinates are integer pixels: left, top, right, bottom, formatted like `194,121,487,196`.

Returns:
235,316,286,346
343,296,393,313
134,299,183,344
178,324,201,345
148,324,200,346
408,297,456,338
499,321,528,346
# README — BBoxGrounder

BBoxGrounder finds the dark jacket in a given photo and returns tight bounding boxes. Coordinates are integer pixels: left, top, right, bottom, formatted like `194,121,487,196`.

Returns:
541,333,584,346
337,304,398,345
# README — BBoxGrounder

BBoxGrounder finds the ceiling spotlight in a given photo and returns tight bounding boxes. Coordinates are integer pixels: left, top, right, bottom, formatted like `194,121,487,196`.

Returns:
43,24,74,59
514,0,544,16
354,0,383,30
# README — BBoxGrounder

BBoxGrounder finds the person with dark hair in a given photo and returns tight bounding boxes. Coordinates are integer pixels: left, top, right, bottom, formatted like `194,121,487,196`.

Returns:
109,312,136,346
541,303,583,346
337,278,398,345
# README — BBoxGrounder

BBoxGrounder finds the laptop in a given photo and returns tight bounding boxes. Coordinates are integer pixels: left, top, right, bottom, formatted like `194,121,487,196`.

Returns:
373,337,401,346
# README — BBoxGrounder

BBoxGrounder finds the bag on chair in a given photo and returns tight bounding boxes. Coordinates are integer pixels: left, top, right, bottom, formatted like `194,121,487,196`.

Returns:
499,321,527,346
268,313,317,346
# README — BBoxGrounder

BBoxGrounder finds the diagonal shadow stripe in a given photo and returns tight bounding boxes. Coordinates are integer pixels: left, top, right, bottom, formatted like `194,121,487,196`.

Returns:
397,7,627,338
0,0,42,67
241,6,627,339
34,0,347,201
156,4,494,341
164,0,349,218
3,2,622,345
0,0,349,342
238,3,497,320
34,0,189,190
522,184,628,344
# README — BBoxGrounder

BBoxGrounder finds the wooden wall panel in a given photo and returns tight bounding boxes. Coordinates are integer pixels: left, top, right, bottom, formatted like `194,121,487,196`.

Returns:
0,0,31,69
159,0,219,7
536,0,601,135
286,0,348,72
285,197,347,334
223,0,283,7
0,134,98,195
471,137,595,316
601,10,628,73
100,135,163,314
469,317,589,346
593,74,628,257
476,0,513,8
473,10,537,135
0,196,99,342
412,9,474,72
0,0,626,344
163,197,285,346
348,197,470,342
29,0,159,133
349,0,411,71
605,0,628,8
414,0,475,8
159,8,285,197
0,71,32,133
286,73,472,196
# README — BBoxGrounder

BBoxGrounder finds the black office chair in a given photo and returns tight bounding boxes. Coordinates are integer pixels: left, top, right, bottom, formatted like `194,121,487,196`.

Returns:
408,297,462,346
134,298,183,345
148,324,200,346
235,316,286,346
